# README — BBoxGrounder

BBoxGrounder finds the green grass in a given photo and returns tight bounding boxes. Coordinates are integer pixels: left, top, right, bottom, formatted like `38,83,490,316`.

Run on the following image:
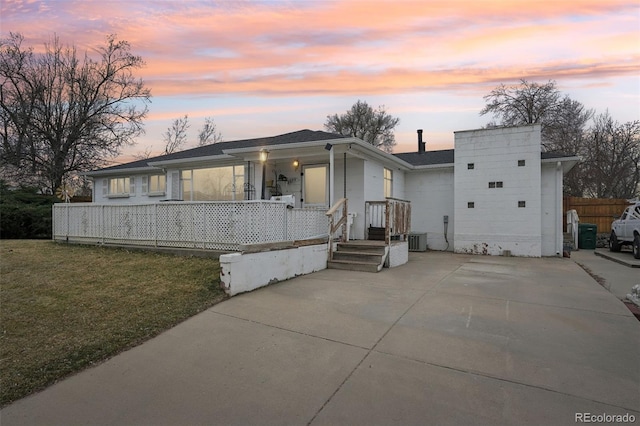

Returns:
0,240,226,407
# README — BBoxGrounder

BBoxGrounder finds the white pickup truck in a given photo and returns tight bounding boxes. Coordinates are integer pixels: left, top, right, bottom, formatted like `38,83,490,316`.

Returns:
609,202,640,259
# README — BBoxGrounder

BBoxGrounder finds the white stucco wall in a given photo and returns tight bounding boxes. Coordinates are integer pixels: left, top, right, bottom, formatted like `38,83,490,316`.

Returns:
93,175,163,204
541,162,563,256
453,125,543,257
404,168,455,251
363,159,384,202
392,167,406,201
219,244,328,296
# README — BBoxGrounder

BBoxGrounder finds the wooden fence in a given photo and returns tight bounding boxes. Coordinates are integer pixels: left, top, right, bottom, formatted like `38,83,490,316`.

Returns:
563,196,633,233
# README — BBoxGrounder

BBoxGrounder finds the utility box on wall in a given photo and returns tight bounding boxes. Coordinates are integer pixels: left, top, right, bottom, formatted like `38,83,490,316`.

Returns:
409,233,427,252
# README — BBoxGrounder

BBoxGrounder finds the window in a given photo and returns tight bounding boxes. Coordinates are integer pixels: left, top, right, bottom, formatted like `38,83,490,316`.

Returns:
181,165,245,201
106,177,134,197
518,160,526,167
144,174,166,196
468,202,475,208
488,182,496,188
496,181,503,188
518,201,526,208
467,163,474,170
384,168,393,198
303,165,328,207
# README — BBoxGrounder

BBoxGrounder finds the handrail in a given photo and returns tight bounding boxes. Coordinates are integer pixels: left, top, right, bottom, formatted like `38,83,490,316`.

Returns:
326,197,347,216
326,198,348,260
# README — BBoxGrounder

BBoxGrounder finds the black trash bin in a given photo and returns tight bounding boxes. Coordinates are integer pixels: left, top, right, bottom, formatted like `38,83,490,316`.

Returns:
578,223,597,250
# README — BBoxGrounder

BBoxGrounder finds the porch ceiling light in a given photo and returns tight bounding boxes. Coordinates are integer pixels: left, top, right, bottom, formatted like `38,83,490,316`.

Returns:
259,149,269,162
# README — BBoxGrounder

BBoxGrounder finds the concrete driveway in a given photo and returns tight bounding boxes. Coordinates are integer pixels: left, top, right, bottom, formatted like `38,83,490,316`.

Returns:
2,252,639,425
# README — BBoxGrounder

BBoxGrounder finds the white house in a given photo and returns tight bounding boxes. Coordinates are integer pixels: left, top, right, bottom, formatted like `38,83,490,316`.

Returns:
69,125,577,258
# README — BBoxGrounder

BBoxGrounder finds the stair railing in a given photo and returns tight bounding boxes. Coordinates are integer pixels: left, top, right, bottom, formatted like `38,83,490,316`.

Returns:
326,198,348,260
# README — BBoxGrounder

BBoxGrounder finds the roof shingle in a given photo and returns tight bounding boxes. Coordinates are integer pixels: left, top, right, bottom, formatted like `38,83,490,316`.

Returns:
96,129,346,172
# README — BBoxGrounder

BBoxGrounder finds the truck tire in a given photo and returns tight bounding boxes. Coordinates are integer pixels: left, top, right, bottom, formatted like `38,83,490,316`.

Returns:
609,231,621,252
634,234,640,259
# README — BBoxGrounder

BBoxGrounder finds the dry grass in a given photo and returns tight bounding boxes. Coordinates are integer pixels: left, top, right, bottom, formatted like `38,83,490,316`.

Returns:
0,240,226,406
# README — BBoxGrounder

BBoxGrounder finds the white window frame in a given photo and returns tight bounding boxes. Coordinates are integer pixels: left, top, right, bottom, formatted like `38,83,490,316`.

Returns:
106,176,134,198
143,174,166,197
180,165,245,201
384,168,393,198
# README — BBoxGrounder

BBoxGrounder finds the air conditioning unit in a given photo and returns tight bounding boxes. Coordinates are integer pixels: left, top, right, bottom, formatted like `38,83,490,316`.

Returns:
408,233,427,252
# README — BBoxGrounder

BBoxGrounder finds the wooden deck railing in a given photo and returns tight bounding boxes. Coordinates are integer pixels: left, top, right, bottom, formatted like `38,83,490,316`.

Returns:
326,198,348,260
364,197,411,244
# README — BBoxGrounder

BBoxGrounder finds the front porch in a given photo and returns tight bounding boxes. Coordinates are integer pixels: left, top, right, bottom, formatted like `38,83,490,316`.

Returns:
52,201,328,252
53,197,411,295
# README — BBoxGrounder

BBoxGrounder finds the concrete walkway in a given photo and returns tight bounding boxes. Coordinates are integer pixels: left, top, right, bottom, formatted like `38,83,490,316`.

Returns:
2,252,639,425
571,248,640,300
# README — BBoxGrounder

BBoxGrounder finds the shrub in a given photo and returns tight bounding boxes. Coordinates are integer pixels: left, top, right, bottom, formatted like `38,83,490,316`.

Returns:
0,183,58,239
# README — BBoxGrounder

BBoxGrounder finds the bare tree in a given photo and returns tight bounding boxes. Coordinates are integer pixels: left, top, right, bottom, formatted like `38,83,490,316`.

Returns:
480,79,594,152
481,79,561,127
198,116,223,146
0,33,151,193
133,145,153,160
163,115,189,154
581,112,640,198
325,100,399,153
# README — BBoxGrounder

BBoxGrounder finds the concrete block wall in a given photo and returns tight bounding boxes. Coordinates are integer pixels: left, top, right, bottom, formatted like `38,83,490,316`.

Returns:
453,125,543,257
404,168,455,251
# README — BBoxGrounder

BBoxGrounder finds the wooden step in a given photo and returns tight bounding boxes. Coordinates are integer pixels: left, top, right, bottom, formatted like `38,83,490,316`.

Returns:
327,259,382,273
336,242,387,254
332,250,385,263
367,227,386,241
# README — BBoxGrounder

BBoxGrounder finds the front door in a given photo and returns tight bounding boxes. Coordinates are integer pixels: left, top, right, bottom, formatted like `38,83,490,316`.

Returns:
302,164,328,208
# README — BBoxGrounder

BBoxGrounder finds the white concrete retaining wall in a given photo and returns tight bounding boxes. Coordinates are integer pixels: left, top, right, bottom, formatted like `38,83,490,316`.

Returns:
388,241,408,267
220,244,328,296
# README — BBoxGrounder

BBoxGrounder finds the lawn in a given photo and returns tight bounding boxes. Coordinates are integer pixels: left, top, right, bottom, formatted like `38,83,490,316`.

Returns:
0,240,226,407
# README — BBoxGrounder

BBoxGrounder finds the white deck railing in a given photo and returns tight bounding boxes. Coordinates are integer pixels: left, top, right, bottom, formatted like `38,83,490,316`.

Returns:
53,201,328,251
364,198,411,244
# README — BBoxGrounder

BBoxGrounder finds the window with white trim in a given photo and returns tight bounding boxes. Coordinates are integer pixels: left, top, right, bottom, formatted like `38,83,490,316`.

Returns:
105,177,134,197
143,174,166,196
384,168,393,198
181,165,245,201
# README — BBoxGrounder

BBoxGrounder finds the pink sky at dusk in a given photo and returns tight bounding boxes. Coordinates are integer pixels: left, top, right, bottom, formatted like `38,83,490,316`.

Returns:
2,0,639,164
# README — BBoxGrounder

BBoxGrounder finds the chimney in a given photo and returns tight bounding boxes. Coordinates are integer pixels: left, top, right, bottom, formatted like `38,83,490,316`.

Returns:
417,129,425,154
